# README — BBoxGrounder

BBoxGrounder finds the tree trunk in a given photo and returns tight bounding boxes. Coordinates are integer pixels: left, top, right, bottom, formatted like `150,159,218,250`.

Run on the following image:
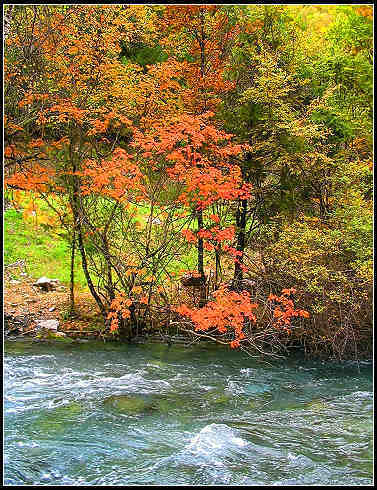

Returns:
233,198,247,290
196,208,207,307
215,247,220,288
102,234,115,303
69,230,76,316
75,214,106,318
71,168,106,319
194,14,208,306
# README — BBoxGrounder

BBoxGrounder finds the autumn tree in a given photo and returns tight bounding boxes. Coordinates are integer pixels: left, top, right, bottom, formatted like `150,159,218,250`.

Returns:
4,5,160,318
157,6,244,297
5,5,370,358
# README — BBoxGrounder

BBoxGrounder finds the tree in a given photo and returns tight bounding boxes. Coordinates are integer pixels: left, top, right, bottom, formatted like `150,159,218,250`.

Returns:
157,6,243,298
4,5,156,318
6,5,371,358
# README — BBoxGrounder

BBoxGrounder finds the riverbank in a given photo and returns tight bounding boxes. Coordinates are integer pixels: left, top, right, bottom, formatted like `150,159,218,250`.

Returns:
4,196,372,361
4,270,103,341
3,271,196,346
4,270,373,361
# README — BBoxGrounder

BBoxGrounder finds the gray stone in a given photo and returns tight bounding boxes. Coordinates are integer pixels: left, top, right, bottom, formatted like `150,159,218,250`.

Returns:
35,319,59,331
33,277,60,291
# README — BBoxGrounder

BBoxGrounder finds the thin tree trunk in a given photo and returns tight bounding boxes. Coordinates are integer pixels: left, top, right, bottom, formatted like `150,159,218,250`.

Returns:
102,201,119,304
70,167,106,318
196,208,207,307
233,198,247,289
215,247,220,288
197,208,204,277
102,234,115,303
75,214,106,318
69,229,76,316
195,13,208,306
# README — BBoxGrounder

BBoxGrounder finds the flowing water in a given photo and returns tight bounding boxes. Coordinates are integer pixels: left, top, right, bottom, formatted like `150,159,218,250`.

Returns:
4,339,373,486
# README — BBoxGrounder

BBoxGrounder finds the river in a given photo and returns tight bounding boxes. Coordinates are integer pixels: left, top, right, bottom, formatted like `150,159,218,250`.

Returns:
4,339,373,486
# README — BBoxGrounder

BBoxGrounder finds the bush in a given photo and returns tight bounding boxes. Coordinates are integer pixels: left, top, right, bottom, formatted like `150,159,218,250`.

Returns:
261,214,372,359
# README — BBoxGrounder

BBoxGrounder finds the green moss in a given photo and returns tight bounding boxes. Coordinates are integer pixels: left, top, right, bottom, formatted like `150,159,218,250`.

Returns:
153,399,171,414
104,395,151,415
147,360,167,369
204,390,231,406
247,400,262,409
306,399,329,412
32,402,84,435
34,329,74,343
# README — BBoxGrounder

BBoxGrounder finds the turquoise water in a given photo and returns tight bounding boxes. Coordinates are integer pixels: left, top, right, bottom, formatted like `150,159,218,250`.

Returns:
4,340,373,486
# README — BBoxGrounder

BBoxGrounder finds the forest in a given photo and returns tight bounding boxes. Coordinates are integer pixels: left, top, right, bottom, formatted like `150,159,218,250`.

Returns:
4,4,373,360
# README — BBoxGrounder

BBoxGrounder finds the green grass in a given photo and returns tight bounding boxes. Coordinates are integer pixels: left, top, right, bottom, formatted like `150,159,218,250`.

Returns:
4,192,202,289
4,207,87,287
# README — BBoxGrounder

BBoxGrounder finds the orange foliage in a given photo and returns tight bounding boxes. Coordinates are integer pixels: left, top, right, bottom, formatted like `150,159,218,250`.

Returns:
162,6,241,113
133,112,251,213
176,287,258,347
356,6,373,19
175,286,309,346
107,294,132,333
268,288,310,334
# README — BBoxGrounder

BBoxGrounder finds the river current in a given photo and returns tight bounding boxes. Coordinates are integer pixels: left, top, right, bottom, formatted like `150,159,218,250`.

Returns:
4,339,373,486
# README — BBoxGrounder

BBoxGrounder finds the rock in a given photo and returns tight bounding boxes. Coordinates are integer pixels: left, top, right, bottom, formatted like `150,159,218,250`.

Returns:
49,307,56,312
240,279,256,289
104,394,155,415
180,273,206,287
4,312,34,334
5,326,22,337
33,277,60,291
35,319,59,331
204,390,231,406
35,328,72,342
32,402,84,435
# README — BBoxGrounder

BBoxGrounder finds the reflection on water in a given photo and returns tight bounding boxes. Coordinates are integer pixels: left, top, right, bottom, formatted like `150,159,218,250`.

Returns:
4,340,373,486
